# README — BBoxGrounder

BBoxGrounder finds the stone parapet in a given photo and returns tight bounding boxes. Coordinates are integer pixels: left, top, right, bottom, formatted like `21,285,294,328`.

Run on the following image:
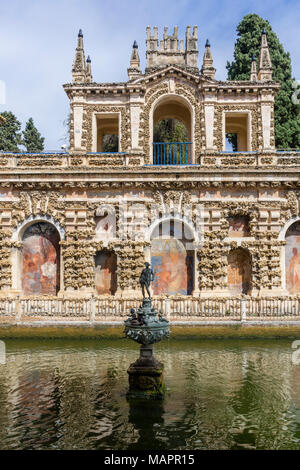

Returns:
0,150,299,170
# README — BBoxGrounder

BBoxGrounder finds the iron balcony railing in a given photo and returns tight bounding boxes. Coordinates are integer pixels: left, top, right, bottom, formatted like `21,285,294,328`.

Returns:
153,142,192,165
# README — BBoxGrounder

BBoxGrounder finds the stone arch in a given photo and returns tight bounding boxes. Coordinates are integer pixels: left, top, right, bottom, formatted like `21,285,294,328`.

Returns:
11,215,65,295
147,215,198,244
149,93,195,163
227,247,252,294
278,217,300,292
283,220,300,294
150,218,195,296
21,221,61,295
94,249,117,295
12,214,65,242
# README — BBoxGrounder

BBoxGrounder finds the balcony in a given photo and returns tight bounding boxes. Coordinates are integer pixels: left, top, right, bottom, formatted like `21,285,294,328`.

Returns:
153,142,192,165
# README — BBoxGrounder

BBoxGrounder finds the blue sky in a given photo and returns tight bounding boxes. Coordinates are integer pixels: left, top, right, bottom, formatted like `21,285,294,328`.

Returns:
0,0,299,150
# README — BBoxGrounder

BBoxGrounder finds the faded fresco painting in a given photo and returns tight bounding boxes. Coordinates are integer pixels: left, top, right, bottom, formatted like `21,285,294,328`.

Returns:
228,216,250,237
151,238,194,295
95,212,116,241
22,222,60,295
95,251,117,295
286,222,300,293
227,248,251,294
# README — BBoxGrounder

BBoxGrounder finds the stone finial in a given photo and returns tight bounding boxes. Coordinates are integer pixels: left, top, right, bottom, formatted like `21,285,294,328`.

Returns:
86,55,93,83
250,54,257,81
258,28,273,81
201,39,216,79
128,40,142,80
72,29,87,83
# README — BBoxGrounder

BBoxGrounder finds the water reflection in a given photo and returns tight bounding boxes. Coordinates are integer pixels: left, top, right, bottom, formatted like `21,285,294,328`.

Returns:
0,339,300,450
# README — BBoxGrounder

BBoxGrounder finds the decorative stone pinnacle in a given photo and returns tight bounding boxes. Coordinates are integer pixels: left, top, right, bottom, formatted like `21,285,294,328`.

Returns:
201,37,216,79
250,53,258,81
128,38,141,80
72,29,88,83
258,26,272,81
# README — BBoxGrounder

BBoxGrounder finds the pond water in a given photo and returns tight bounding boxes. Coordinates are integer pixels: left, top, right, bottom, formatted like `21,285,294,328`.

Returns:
0,338,300,450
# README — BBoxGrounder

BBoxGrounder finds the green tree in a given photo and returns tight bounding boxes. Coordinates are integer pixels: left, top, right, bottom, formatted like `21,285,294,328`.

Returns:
227,13,300,149
153,119,188,142
22,117,45,152
0,111,22,152
102,134,119,152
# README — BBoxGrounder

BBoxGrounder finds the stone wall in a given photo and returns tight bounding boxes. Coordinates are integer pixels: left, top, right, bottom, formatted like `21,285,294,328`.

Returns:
0,179,298,298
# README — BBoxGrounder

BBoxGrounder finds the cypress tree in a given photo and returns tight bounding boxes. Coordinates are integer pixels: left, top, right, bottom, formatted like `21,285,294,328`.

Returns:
0,111,22,152
22,117,45,152
227,13,300,149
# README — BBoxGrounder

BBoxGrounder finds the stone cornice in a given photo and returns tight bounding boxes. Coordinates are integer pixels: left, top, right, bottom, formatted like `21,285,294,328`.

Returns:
63,65,280,98
1,167,300,187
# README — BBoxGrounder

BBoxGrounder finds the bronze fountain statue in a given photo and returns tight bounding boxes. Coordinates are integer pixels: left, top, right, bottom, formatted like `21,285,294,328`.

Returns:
124,262,170,399
140,262,154,299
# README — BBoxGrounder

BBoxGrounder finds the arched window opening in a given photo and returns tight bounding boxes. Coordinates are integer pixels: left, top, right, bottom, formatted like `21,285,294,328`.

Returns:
21,222,60,295
151,219,194,296
228,215,250,238
152,97,192,165
285,222,300,294
227,248,251,295
95,250,117,295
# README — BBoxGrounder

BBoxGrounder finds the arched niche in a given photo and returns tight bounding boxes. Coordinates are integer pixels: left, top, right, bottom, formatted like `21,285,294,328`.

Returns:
150,219,194,296
227,248,252,295
285,221,300,294
150,94,194,163
95,249,117,295
21,221,61,295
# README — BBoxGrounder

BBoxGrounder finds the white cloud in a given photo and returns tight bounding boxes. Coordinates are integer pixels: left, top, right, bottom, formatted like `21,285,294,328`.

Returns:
0,0,299,149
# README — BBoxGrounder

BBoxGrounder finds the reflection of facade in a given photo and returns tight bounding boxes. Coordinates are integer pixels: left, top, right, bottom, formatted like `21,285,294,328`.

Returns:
0,342,298,449
0,25,299,300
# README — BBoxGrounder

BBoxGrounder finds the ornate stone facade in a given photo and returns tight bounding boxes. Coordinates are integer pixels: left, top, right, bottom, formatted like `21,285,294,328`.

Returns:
0,26,299,299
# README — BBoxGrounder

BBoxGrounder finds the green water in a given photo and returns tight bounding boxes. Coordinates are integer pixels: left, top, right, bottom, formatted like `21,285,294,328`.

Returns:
0,338,300,450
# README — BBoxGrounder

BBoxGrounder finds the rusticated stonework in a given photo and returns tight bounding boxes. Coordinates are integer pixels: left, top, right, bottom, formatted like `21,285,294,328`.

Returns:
214,105,261,151
79,104,131,153
138,82,169,161
0,27,297,302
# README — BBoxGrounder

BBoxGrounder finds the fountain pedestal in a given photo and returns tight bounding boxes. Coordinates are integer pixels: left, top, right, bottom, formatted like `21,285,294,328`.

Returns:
124,298,170,400
127,345,165,399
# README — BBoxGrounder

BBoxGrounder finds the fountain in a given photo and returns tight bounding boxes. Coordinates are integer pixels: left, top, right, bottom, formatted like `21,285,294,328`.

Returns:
124,262,170,399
